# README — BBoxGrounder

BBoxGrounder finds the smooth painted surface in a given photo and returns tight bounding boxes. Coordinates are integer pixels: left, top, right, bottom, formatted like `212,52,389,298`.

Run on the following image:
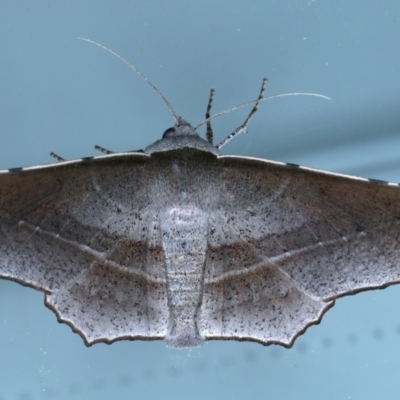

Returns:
1,1,400,399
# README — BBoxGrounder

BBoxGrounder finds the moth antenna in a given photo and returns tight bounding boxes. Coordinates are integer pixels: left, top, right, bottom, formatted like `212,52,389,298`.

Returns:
205,88,215,144
221,92,330,149
49,152,65,162
77,37,179,124
195,83,330,149
216,78,267,149
196,91,330,130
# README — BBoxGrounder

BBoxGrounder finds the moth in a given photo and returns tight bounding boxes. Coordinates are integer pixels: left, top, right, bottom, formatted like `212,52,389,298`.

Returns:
1,39,400,349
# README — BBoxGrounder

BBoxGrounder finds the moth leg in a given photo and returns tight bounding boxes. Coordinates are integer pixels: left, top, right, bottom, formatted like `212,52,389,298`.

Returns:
216,78,268,149
95,145,145,154
49,152,66,162
205,88,215,144
94,145,114,154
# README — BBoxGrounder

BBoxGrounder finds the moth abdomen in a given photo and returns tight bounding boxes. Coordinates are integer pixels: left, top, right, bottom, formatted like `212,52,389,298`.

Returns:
161,207,208,347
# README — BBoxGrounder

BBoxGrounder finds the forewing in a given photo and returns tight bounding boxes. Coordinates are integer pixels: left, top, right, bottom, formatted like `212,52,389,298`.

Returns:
201,156,400,346
0,155,169,344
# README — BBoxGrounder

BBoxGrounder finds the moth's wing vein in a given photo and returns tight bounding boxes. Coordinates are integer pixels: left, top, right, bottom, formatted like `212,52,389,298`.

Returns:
199,156,400,346
0,155,169,345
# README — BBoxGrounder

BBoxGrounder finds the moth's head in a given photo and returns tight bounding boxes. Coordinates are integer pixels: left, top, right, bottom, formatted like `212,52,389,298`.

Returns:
144,117,220,156
162,117,198,138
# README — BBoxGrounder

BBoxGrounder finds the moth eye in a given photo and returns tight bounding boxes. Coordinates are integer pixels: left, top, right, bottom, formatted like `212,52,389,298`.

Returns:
162,127,175,138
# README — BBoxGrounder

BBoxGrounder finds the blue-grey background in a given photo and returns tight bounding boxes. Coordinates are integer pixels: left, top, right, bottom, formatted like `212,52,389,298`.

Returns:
1,1,400,399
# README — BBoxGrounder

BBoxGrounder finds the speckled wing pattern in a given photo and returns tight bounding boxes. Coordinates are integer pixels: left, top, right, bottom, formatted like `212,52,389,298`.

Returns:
200,156,400,346
0,154,170,345
1,148,400,348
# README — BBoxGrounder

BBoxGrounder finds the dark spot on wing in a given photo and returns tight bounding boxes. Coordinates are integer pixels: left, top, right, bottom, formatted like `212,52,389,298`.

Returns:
368,178,389,185
285,163,300,169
